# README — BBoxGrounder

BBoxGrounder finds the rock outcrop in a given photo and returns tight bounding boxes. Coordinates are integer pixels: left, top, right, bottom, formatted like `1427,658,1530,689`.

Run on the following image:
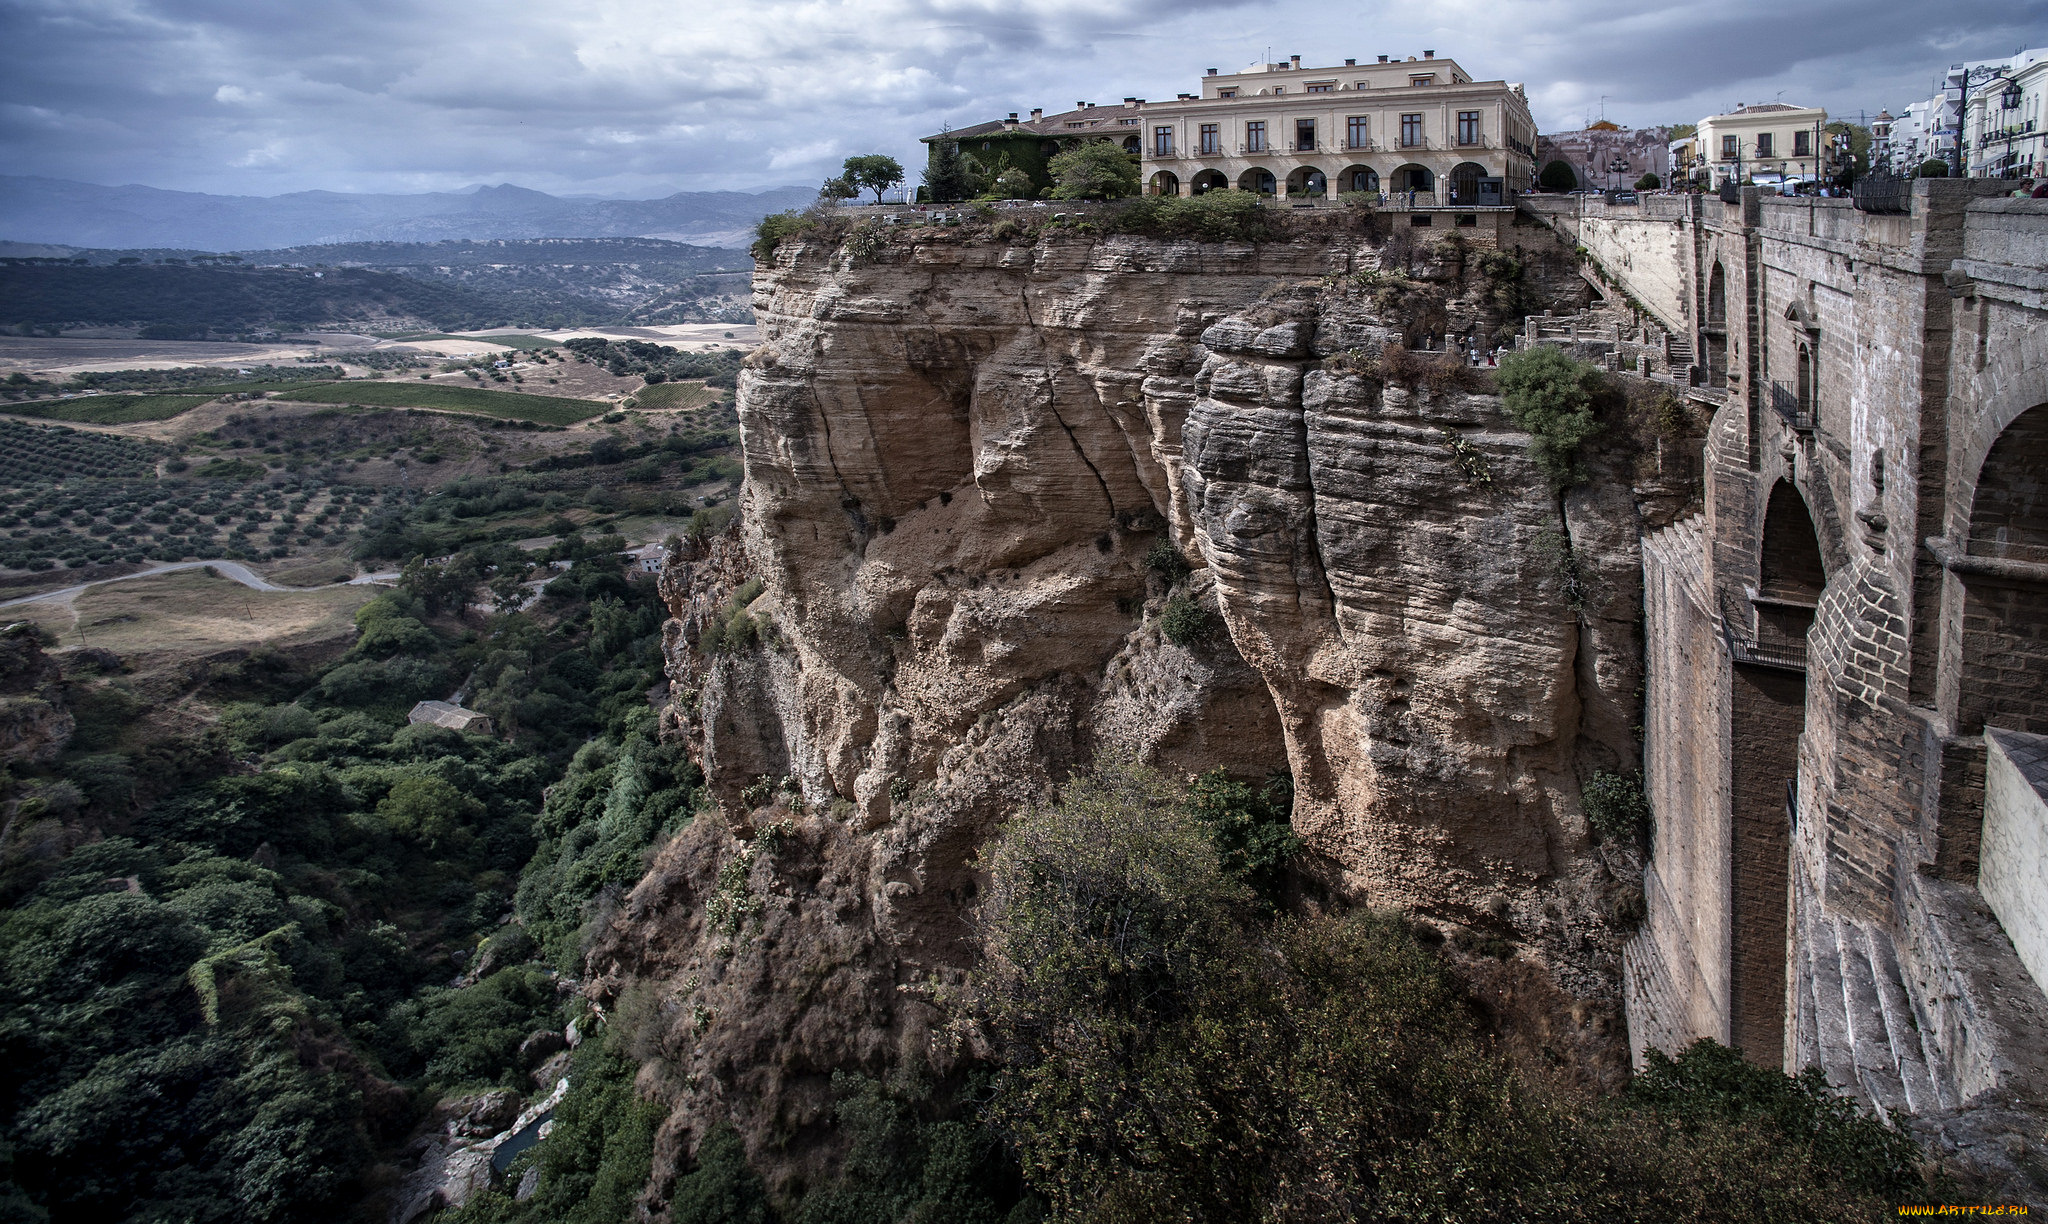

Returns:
595,215,1685,1192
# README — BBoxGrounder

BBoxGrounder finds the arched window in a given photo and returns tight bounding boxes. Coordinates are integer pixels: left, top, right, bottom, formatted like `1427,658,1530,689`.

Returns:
1796,344,1814,424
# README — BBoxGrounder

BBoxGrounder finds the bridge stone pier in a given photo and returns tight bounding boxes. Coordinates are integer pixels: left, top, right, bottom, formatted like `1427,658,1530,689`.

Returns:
1524,185,2048,1183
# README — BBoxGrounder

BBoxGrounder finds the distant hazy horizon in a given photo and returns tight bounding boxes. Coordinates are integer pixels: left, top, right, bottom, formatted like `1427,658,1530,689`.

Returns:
0,176,819,252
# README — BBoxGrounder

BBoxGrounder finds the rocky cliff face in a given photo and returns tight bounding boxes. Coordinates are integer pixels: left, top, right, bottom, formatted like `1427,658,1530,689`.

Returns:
588,216,1678,1193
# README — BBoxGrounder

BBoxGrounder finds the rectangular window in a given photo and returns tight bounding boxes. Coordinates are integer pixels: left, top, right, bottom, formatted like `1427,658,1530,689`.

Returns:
1218,88,1237,98
1296,119,1315,151
1246,121,1266,152
1793,130,1811,156
1306,82,1334,93
1347,115,1368,148
1154,126,1173,156
1721,134,1739,157
1401,113,1423,147
1411,74,1434,86
1199,123,1219,154
1458,110,1480,145
1354,80,1369,90
1756,132,1774,157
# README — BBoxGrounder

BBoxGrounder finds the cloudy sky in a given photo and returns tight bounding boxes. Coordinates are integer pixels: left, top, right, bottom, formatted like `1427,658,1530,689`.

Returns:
2,0,2042,198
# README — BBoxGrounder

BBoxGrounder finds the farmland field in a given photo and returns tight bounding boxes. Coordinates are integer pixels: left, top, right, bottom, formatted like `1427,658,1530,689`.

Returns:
633,380,720,410
279,381,609,425
10,394,214,425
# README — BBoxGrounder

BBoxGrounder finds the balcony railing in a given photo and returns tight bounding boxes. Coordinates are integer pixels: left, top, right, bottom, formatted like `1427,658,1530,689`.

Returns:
1726,628,1808,672
1768,381,1816,432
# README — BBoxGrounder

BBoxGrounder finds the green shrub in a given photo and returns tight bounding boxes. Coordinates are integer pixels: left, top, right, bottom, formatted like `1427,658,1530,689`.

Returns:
1185,768,1298,903
1047,141,1140,201
1497,347,1604,490
1105,190,1270,241
1144,537,1190,583
1583,769,1650,843
1160,593,1211,645
1915,159,1949,178
752,211,817,259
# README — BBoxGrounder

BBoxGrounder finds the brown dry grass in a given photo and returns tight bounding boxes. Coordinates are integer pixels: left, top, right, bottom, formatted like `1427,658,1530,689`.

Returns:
15,568,369,662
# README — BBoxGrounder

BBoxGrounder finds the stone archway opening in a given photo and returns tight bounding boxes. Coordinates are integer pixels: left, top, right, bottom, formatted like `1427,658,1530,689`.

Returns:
1449,161,1488,205
1391,163,1434,198
1122,134,1141,155
1238,168,1276,196
1729,480,1826,1066
1148,170,1181,197
1285,165,1327,197
1190,169,1229,194
1340,165,1378,195
1959,403,2048,737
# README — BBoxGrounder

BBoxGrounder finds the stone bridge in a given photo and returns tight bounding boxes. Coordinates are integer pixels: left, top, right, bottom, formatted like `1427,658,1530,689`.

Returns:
1520,184,2048,1171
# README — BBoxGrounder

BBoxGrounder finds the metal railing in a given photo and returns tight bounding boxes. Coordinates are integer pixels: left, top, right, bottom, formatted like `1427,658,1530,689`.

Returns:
1726,628,1808,672
1768,381,1816,431
1853,170,1910,215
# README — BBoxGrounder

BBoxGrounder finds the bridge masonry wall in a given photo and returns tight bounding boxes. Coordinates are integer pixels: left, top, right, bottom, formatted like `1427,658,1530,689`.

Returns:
1523,185,2048,1155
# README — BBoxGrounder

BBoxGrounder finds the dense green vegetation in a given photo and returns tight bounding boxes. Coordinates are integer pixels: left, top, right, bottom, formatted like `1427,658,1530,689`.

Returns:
969,758,1930,1222
0,525,688,1221
562,337,743,389
0,476,385,570
0,420,165,484
10,393,212,425
279,382,611,426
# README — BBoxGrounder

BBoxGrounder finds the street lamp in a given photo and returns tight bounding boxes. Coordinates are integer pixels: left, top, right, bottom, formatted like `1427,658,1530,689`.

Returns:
1950,63,2026,177
1608,154,1630,191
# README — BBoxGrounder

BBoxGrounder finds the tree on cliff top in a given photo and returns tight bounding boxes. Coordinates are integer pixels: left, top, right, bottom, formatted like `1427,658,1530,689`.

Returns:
1048,141,1141,201
841,154,904,204
923,134,972,203
1497,346,1604,490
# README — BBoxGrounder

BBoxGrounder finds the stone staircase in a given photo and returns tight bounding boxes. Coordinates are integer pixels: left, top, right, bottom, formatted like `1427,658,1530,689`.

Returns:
1792,901,1960,1116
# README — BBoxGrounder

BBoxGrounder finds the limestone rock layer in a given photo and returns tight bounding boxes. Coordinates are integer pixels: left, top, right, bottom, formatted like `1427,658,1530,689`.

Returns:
608,223,1656,1179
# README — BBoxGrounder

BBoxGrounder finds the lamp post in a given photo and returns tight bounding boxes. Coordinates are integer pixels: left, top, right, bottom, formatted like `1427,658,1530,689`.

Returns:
1608,154,1630,191
1950,64,2025,177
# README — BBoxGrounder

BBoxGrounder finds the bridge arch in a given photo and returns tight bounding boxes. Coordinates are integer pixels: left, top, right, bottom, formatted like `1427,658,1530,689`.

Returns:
1957,403,2048,736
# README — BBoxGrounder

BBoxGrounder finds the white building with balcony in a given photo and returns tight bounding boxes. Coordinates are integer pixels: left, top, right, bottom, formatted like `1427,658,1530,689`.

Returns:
1691,103,1830,188
1132,52,1536,205
1953,47,2047,179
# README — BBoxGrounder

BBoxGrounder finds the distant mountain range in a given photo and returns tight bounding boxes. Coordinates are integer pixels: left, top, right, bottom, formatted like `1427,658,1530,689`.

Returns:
0,177,816,251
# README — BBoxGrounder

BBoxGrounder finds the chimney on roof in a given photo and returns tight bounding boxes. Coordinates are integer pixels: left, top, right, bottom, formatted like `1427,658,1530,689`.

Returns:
1005,112,1019,128
1030,108,1043,121
1290,55,1301,68
1377,54,1389,63
1345,58,1356,66
1124,96,1136,104
1423,49,1434,59
1206,67,1218,75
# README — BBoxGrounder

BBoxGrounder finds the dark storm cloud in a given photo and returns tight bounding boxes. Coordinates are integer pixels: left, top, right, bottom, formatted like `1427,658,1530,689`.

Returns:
0,0,2041,196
